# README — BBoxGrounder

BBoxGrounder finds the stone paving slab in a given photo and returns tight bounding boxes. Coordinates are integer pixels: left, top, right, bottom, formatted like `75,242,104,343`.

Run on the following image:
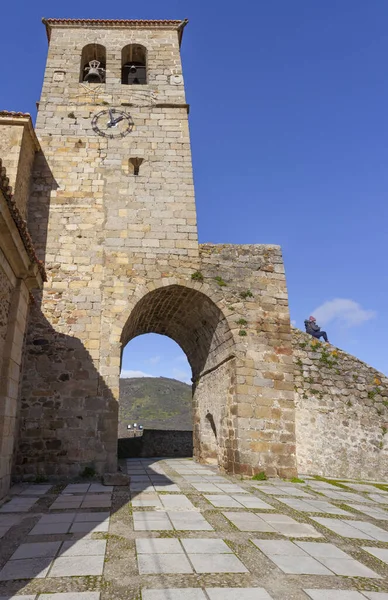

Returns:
345,483,384,493
224,511,322,537
159,495,196,510
19,486,52,496
133,511,173,531
223,511,277,532
136,539,183,554
189,553,248,573
181,539,231,554
0,498,38,513
131,495,163,508
305,592,388,600
253,485,314,498
306,480,344,490
49,555,105,577
138,553,193,574
0,558,52,580
154,484,181,492
318,490,374,504
60,539,106,556
168,511,213,531
62,484,90,494
313,517,388,541
206,590,273,600
49,498,83,510
304,591,369,599
362,546,388,564
142,591,274,600
29,512,110,535
0,596,37,600
347,504,388,520
204,494,242,508
191,483,221,493
142,590,206,600
252,539,381,578
369,494,388,505
11,542,61,560
275,496,351,515
136,537,248,574
231,494,274,509
39,594,100,600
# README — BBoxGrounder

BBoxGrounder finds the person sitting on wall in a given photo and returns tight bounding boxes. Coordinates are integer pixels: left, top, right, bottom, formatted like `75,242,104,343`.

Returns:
304,316,329,343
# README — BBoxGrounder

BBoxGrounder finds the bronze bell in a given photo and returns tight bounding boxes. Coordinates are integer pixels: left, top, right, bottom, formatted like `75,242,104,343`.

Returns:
83,60,105,83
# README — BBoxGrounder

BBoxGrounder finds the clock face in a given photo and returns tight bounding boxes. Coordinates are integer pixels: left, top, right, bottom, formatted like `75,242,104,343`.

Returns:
91,108,134,138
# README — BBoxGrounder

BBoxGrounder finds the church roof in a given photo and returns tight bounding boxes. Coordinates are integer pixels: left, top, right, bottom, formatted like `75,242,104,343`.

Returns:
42,18,189,45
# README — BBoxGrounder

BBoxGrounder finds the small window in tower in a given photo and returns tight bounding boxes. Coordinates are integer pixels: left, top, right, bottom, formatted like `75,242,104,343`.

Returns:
122,44,147,85
80,44,106,83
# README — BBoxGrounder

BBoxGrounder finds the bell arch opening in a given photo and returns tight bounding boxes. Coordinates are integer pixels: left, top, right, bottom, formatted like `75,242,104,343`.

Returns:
121,44,147,84
120,285,236,468
80,44,106,83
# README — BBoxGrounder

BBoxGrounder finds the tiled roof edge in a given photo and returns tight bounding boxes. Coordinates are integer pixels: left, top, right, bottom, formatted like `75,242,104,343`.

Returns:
0,110,31,118
42,18,189,45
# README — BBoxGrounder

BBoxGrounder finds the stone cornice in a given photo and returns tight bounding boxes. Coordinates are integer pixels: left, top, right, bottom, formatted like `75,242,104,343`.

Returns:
0,159,46,284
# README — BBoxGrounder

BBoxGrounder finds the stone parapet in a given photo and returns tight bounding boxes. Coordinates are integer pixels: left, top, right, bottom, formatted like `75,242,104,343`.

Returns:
293,328,388,479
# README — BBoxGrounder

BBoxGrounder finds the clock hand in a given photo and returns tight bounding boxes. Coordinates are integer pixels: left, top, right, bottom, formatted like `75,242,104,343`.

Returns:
107,109,115,128
113,115,124,125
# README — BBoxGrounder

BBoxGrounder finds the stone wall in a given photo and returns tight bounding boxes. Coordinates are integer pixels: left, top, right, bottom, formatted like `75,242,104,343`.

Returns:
193,359,235,466
293,328,388,479
118,429,193,459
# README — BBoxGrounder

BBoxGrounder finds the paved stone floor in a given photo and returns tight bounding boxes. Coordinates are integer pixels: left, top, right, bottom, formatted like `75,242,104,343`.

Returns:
0,459,387,599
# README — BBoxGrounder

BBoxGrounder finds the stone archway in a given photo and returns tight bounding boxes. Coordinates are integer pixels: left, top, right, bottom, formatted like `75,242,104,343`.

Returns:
120,284,236,468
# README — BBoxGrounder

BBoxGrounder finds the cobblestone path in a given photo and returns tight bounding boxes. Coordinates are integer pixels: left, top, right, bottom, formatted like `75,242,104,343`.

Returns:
0,458,387,599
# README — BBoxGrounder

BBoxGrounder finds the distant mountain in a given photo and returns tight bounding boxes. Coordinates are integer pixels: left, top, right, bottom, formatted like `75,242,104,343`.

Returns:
118,377,192,437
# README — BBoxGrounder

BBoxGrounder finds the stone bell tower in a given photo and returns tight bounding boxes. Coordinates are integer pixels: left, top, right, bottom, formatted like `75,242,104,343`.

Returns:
33,18,196,259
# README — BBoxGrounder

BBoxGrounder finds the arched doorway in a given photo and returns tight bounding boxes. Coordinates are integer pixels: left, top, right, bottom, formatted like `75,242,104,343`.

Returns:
120,284,236,468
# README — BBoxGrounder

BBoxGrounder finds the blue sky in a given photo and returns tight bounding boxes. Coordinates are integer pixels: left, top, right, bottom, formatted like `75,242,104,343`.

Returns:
2,1,388,380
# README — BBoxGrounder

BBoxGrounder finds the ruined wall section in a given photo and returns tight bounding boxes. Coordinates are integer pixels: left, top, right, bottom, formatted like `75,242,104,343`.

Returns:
293,328,388,479
198,244,296,477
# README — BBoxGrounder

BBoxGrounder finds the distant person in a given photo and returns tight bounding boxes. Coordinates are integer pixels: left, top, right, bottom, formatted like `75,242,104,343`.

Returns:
304,316,329,343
